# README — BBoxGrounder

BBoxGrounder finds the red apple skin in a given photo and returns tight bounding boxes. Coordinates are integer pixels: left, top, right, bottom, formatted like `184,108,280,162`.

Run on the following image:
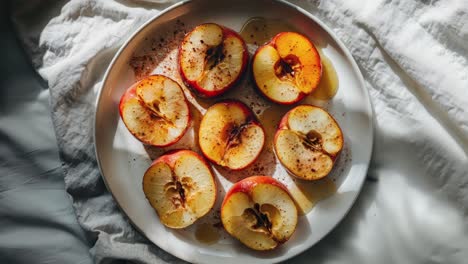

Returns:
118,75,191,147
221,176,290,207
178,24,249,98
275,104,344,162
198,100,265,171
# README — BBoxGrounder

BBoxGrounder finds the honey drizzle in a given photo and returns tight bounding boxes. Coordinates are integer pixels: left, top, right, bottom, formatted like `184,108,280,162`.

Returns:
194,223,220,245
288,178,337,215
258,104,290,152
309,49,339,100
240,17,295,45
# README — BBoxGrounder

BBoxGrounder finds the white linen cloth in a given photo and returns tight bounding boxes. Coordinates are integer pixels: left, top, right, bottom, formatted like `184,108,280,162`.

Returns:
13,0,468,263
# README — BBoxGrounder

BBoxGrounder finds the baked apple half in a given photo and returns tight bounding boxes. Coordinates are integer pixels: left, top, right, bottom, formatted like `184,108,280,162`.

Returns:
198,100,265,170
221,176,298,250
274,105,343,180
179,23,248,97
252,32,322,104
142,150,216,229
119,75,190,147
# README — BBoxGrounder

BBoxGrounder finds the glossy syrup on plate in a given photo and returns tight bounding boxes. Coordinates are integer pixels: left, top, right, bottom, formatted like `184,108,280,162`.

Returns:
195,222,220,244
240,17,295,45
258,104,289,152
288,178,337,215
309,48,339,100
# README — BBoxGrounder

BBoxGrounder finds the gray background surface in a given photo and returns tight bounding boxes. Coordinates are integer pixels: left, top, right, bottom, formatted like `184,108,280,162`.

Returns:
0,3,92,263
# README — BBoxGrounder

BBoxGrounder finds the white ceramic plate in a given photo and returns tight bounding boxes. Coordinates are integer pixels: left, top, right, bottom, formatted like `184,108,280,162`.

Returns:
94,0,373,263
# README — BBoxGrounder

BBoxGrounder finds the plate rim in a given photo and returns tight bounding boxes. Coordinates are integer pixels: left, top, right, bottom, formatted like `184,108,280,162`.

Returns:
93,0,374,263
